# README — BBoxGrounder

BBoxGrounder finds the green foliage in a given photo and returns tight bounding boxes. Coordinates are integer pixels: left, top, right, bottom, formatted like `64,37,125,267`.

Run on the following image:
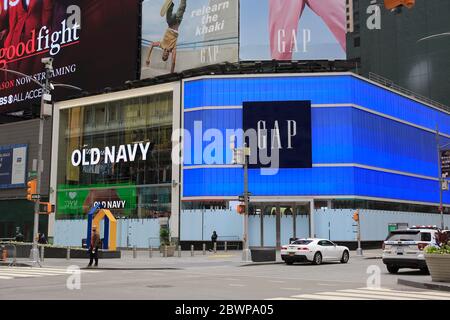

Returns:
425,230,450,254
160,227,171,246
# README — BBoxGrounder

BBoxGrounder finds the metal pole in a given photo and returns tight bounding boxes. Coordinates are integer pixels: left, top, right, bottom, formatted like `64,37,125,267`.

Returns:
224,241,227,252
191,244,194,257
40,245,44,262
66,247,71,260
133,245,137,259
242,145,251,262
202,243,206,255
178,245,181,257
356,214,363,256
164,245,168,257
436,127,445,230
213,242,217,253
30,64,51,267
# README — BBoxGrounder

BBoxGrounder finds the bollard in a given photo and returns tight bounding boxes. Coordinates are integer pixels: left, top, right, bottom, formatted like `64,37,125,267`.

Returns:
191,245,194,257
164,245,168,258
133,245,137,259
224,241,228,252
66,247,71,260
202,243,206,255
40,246,44,262
149,246,152,258
213,242,217,253
178,245,181,258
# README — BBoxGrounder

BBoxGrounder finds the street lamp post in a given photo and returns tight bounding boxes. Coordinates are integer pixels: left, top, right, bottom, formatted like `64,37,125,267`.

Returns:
1,59,82,267
230,136,251,262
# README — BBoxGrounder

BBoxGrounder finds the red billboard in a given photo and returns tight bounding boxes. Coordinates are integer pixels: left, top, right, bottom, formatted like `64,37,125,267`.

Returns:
0,0,140,114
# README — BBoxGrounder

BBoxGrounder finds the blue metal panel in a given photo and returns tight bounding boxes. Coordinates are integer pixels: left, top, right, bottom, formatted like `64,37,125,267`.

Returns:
184,75,450,135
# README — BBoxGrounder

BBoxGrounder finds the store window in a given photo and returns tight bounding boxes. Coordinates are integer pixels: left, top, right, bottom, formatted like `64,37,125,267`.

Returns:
56,93,173,219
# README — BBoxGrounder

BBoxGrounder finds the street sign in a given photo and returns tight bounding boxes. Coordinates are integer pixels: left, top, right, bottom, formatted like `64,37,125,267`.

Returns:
440,150,450,178
29,171,37,178
31,194,41,200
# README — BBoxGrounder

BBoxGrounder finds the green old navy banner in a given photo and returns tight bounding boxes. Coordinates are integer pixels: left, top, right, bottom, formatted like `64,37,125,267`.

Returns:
57,183,137,216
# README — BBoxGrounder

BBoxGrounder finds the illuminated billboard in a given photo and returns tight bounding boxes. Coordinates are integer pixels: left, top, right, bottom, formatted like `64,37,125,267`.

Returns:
240,0,347,61
141,0,239,79
0,0,140,113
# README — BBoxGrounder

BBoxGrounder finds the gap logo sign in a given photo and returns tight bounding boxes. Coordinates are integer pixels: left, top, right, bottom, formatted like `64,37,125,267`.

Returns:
243,100,312,169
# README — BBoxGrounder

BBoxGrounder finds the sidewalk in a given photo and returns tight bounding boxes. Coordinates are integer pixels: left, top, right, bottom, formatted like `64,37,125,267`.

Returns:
5,249,384,270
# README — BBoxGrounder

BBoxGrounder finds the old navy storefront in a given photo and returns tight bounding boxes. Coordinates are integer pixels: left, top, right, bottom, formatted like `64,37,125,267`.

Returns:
50,73,450,249
50,83,181,248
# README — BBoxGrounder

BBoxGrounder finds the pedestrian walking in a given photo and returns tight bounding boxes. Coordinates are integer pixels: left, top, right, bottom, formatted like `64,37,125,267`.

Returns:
210,231,218,251
88,226,101,268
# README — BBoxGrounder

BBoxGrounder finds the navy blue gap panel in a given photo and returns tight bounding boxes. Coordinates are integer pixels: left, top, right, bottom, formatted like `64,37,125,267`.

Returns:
243,100,312,169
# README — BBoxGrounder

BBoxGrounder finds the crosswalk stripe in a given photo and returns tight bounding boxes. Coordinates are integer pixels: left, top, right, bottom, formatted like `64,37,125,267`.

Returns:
0,272,43,278
359,287,450,298
0,270,66,276
341,289,450,300
0,276,13,280
266,297,303,300
291,294,369,300
6,267,100,274
309,291,414,300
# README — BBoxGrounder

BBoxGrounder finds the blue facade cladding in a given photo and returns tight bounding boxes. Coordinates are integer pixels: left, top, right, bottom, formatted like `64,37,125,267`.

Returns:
182,74,450,205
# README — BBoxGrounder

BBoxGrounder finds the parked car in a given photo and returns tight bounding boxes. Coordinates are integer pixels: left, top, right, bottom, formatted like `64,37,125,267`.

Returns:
281,238,350,265
382,226,440,274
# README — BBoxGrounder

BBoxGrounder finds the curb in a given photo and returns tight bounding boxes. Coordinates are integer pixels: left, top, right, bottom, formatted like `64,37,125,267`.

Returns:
398,278,450,292
239,261,285,267
363,256,382,260
80,267,181,271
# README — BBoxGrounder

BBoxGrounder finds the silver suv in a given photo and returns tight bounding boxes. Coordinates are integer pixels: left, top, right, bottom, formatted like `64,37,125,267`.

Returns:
382,226,440,274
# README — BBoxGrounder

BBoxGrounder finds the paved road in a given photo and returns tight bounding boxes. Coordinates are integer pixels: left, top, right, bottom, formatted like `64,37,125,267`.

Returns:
0,250,445,300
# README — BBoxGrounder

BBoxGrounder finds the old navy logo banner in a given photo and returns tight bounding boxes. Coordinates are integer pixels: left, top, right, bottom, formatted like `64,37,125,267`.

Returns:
0,0,139,114
243,100,312,169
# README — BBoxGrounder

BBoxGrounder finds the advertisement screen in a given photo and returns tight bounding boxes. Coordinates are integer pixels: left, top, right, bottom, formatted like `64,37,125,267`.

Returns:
0,144,27,188
240,0,347,61
243,101,312,169
141,0,238,78
0,0,140,114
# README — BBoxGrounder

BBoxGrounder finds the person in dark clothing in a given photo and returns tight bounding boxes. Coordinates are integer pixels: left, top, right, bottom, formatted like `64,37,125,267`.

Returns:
15,228,24,242
88,226,101,268
38,233,48,245
210,231,218,251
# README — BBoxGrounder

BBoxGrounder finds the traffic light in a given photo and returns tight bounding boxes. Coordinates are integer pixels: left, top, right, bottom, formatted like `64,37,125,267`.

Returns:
39,202,55,215
237,204,245,214
352,211,360,222
384,0,415,11
26,179,37,201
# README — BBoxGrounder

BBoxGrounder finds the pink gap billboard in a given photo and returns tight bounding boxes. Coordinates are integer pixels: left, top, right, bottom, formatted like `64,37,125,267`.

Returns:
240,0,347,61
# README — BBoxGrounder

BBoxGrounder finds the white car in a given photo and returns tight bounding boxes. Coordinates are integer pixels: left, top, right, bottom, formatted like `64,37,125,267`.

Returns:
382,226,440,274
281,238,350,265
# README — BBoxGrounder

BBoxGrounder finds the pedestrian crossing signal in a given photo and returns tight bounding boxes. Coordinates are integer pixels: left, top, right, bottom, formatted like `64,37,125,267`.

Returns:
39,202,55,215
384,0,415,11
237,204,245,214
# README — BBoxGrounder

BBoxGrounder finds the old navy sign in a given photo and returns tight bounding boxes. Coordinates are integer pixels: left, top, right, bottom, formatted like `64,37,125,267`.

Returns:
243,101,312,169
71,142,152,167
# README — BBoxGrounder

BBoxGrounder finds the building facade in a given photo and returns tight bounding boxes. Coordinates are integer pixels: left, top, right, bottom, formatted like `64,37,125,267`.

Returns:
50,73,450,248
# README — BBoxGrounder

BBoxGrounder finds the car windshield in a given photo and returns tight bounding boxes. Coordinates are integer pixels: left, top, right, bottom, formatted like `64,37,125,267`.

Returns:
291,240,313,245
386,231,420,242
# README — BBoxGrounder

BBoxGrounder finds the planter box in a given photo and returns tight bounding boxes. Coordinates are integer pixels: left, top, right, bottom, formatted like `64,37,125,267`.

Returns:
425,254,450,283
160,245,176,257
250,247,276,262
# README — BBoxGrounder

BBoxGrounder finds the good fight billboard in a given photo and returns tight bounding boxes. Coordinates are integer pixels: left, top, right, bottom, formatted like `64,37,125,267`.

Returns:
141,0,238,78
240,0,347,61
0,0,140,113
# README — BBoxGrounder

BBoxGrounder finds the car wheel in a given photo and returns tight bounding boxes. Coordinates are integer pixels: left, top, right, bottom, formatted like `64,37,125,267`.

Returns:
285,261,294,265
312,252,322,265
387,265,399,274
420,267,429,275
340,250,349,263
